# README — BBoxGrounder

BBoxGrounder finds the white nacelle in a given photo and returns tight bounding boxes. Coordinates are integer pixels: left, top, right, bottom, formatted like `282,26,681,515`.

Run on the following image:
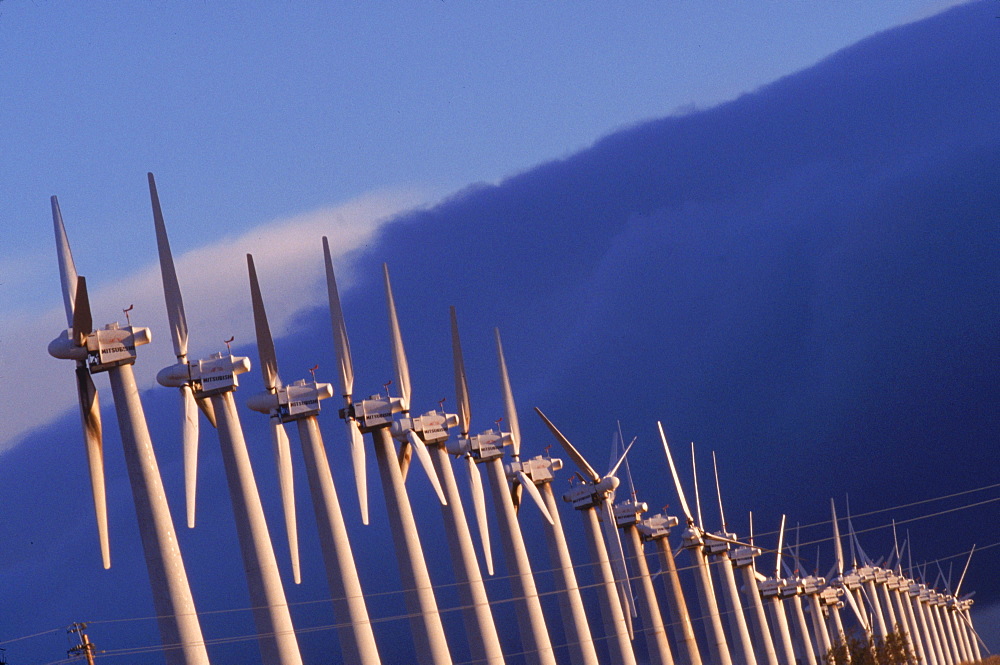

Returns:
820,586,843,607
505,455,562,485
456,429,509,461
562,476,618,510
759,577,786,599
637,513,679,540
778,579,801,598
800,575,827,595
49,324,151,372
613,497,648,527
731,544,762,567
705,530,736,555
158,352,251,396
282,380,333,419
391,410,458,445
348,394,403,432
840,571,864,591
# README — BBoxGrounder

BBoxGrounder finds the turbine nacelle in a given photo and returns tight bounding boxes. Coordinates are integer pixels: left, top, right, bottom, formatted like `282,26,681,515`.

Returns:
819,586,844,607
636,513,679,540
731,544,763,567
50,324,151,372
562,475,619,510
505,454,562,485
158,352,251,397
836,571,864,591
758,577,789,599
800,575,827,595
449,429,511,461
613,497,648,527
341,393,405,433
391,410,459,446
704,530,736,555
247,379,334,421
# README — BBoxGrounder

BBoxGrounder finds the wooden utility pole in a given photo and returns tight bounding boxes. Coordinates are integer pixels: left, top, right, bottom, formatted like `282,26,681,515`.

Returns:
67,623,96,665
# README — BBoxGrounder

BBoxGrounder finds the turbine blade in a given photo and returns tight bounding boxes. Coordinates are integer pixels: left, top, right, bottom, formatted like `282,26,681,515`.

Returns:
831,498,844,576
271,416,300,584
607,436,635,478
842,585,870,632
466,454,493,575
954,544,975,598
148,173,189,359
691,442,704,531
517,471,554,525
76,366,109,569
657,421,694,525
52,196,78,328
347,420,368,525
398,438,413,481
776,514,786,578
247,254,279,391
406,430,447,506
72,276,93,345
534,408,600,482
510,481,523,514
450,307,471,436
601,498,635,633
383,264,411,412
181,385,199,529
713,451,727,531
197,395,218,428
323,237,354,399
495,328,521,456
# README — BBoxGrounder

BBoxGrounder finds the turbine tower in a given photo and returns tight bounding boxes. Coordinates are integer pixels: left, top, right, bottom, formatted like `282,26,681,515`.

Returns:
244,254,382,665
323,251,453,665
658,422,733,665
150,175,302,665
756,516,797,665
535,409,638,665
48,197,210,665
384,305,506,665
445,326,558,665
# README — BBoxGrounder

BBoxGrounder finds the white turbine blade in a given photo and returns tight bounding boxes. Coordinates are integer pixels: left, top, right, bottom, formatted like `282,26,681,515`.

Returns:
831,498,844,575
247,254,280,391
51,196,78,328
148,173,188,359
322,237,354,398
954,544,975,598
690,441,705,531
450,307,471,436
72,276,93,346
517,471,554,525
602,498,636,634
271,416,300,584
607,436,635,478
657,421,694,525
776,514,787,578
842,584,870,632
197,395,218,428
398,438,413,481
495,328,521,456
76,365,109,569
181,385,199,529
405,430,447,505
383,264,411,412
347,420,368,525
535,408,600,482
466,454,493,575
713,451,727,531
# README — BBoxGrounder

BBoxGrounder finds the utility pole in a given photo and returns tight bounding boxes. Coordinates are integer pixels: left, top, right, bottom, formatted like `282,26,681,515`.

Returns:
67,623,96,665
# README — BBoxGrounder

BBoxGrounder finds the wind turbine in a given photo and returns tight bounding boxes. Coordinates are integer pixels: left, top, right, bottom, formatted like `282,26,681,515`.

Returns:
383,304,506,665
48,197,210,665
151,176,302,665
444,326,557,665
886,530,926,665
780,527,817,665
244,254,382,665
657,422,733,665
951,546,983,662
756,516,797,665
703,452,758,665
535,409,638,665
611,431,676,665
450,316,598,665
728,520,780,665
323,253,453,665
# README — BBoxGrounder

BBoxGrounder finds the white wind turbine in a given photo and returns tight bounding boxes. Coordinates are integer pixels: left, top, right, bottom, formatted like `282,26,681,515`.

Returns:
611,431,677,665
48,196,210,665
756,516,797,665
451,317,598,665
445,325,558,665
151,177,302,665
637,514,705,665
323,253,453,665
780,527,818,665
827,499,871,642
535,408,638,665
728,517,781,665
657,422,733,665
703,452,758,665
384,305,505,665
243,254,382,665
885,528,926,665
